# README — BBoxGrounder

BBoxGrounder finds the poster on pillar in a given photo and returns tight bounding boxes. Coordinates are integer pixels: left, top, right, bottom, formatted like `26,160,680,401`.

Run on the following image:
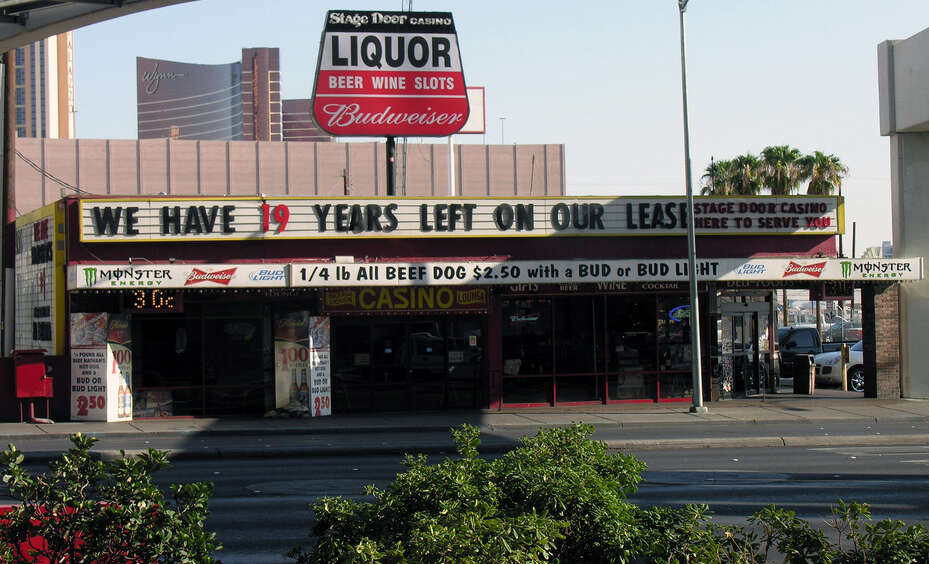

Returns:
308,316,332,417
274,311,310,413
69,313,132,422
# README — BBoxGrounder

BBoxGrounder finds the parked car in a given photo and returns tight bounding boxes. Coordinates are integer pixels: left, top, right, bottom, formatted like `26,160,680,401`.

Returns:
822,319,862,343
814,340,864,392
776,326,823,378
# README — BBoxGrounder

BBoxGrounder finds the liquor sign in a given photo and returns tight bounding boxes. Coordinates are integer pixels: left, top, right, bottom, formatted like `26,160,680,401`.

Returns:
274,311,311,412
312,10,468,136
308,317,332,417
69,313,132,422
77,196,842,243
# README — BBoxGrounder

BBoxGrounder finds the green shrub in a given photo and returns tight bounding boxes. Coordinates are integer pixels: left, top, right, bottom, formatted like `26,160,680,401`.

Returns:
0,433,220,563
292,424,929,563
291,423,647,563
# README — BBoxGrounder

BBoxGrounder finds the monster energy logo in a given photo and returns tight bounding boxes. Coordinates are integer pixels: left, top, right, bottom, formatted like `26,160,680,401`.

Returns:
83,267,97,286
840,261,852,278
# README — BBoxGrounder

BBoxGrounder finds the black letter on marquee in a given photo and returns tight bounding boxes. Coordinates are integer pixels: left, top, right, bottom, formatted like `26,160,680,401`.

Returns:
92,207,122,236
221,205,236,233
161,206,181,235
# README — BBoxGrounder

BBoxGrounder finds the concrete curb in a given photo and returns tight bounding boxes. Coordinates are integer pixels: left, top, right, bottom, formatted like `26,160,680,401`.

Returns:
3,413,927,444
12,433,929,464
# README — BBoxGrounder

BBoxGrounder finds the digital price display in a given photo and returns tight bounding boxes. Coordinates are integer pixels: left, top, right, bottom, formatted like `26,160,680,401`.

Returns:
123,289,183,313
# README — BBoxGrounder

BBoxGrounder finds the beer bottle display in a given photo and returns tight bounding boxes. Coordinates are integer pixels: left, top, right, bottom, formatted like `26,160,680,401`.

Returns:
290,368,299,404
117,385,126,418
299,368,309,409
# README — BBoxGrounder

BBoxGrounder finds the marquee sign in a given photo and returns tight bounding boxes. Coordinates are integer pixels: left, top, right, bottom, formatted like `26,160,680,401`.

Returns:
78,196,842,242
15,202,66,354
67,258,922,290
312,10,469,137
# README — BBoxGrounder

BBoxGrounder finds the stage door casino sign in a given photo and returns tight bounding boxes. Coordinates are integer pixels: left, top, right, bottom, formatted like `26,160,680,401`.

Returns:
312,10,469,136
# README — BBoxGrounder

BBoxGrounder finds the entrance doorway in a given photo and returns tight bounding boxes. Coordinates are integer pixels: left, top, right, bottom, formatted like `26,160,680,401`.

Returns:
717,301,775,397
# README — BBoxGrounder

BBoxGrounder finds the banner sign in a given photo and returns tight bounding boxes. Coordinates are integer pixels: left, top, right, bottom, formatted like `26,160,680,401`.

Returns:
69,313,132,422
312,10,468,137
274,311,310,412
292,257,923,287
323,286,489,313
308,317,332,417
69,263,288,289
78,196,842,242
68,258,922,291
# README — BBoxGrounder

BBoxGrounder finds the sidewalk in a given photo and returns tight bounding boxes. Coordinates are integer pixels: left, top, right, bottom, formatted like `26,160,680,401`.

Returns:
2,390,929,461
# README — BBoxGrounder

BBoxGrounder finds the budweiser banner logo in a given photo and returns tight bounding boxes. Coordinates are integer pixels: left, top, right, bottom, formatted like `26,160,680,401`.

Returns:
312,10,469,136
185,267,236,286
783,261,826,278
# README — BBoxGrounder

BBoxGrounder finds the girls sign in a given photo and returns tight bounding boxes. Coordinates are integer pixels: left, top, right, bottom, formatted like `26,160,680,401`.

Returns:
312,10,469,136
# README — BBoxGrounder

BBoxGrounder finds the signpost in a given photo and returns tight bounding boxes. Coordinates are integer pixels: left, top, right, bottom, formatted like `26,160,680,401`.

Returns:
312,10,469,195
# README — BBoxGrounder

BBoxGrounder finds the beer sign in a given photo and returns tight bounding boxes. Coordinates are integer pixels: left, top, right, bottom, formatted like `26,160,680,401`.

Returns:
312,10,469,136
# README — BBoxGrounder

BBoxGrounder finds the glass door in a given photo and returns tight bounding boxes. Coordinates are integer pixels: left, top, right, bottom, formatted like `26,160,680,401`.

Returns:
719,301,774,398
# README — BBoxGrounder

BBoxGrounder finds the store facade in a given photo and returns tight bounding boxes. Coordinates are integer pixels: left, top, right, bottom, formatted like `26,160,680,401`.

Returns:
14,193,922,419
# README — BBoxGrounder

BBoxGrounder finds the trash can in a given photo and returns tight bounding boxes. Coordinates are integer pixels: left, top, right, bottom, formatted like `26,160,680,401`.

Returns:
792,354,816,395
12,349,53,422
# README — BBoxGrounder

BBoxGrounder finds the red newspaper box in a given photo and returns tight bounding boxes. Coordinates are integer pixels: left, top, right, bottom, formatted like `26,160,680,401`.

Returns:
13,349,52,423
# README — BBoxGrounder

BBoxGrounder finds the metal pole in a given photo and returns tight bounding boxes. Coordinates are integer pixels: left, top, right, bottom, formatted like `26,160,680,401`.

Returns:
448,136,455,196
678,0,706,413
386,136,396,196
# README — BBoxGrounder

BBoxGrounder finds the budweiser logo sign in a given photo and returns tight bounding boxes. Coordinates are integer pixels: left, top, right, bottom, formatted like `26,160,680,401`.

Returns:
783,261,826,278
312,10,468,137
185,267,236,286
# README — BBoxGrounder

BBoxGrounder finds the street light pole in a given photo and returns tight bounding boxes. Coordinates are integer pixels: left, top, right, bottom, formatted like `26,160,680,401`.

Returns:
500,117,506,144
678,0,707,414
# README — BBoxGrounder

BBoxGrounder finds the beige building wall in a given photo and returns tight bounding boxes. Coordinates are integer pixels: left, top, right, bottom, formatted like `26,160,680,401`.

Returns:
13,138,566,212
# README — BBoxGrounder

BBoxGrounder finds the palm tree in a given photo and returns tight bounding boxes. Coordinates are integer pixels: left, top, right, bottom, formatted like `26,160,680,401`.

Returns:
700,158,734,195
760,145,804,195
799,151,848,195
730,153,763,195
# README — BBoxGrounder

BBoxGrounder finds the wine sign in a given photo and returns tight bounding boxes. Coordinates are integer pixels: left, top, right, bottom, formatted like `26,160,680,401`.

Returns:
312,10,469,136
273,311,311,412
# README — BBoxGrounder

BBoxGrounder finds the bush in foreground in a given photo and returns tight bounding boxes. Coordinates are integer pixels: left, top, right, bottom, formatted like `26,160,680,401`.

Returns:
0,433,220,563
291,424,929,563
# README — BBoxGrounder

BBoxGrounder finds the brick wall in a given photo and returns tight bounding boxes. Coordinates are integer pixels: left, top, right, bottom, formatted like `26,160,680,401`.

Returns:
863,284,901,399
13,138,567,211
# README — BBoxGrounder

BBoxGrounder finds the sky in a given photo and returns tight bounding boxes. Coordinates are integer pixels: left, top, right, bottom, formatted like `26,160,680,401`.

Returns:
72,0,929,255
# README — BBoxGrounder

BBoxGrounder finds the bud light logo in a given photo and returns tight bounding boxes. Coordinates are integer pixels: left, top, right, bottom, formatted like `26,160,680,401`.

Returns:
249,269,285,282
737,263,765,276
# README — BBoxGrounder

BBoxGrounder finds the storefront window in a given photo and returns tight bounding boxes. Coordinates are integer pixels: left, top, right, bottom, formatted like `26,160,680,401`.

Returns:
331,317,483,412
606,295,656,400
657,296,693,399
502,299,553,405
554,296,601,403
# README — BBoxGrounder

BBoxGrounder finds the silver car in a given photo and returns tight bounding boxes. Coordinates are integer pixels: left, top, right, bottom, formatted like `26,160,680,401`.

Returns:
814,341,863,392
